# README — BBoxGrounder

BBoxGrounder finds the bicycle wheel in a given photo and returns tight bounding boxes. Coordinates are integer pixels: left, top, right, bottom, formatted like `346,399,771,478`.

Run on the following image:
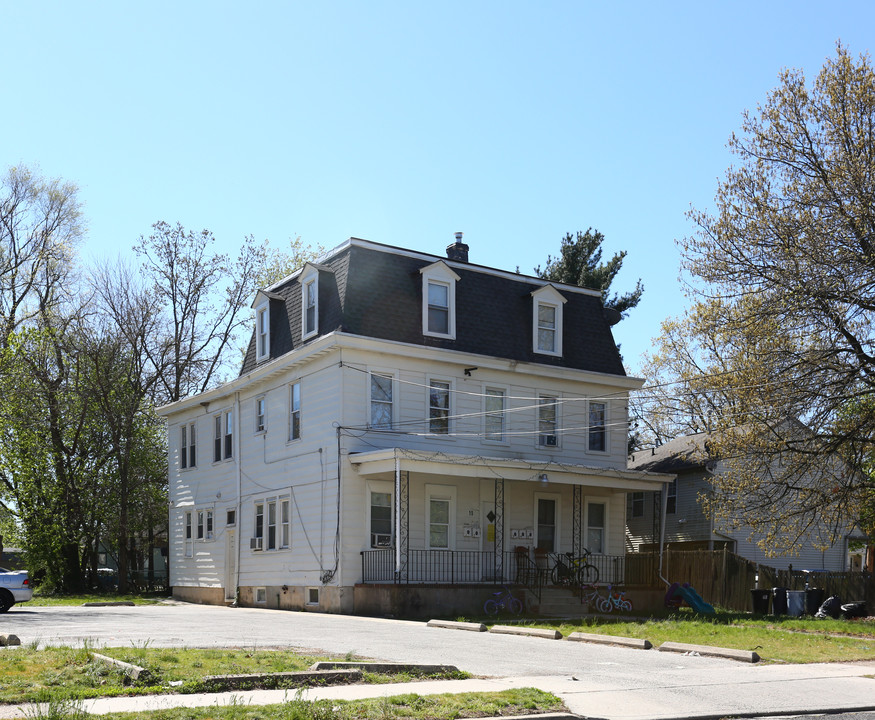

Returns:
620,598,633,612
484,598,500,615
551,567,565,586
577,563,599,585
596,595,612,613
509,597,523,615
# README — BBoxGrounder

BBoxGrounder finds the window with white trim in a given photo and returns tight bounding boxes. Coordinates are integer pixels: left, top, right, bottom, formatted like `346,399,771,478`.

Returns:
254,498,290,551
666,478,677,514
531,285,566,357
214,410,233,462
535,495,558,552
255,303,270,361
538,395,559,448
184,511,193,557
369,490,393,548
301,267,318,339
280,498,290,549
628,492,645,518
420,262,459,339
588,401,607,452
426,485,456,550
253,502,264,550
429,379,451,434
180,422,196,469
289,381,301,441
586,501,606,554
484,387,506,442
255,396,266,434
369,373,393,429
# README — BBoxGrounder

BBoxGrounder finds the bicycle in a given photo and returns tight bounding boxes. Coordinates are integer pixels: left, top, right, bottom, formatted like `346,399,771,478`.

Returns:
483,585,523,615
604,584,633,613
580,583,612,613
550,549,599,586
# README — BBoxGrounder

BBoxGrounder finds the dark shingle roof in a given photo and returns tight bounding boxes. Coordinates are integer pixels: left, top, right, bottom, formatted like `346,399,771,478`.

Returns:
240,240,627,376
628,433,714,473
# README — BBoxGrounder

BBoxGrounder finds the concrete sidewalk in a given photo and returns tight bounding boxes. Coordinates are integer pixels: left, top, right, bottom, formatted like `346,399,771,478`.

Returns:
1,663,875,720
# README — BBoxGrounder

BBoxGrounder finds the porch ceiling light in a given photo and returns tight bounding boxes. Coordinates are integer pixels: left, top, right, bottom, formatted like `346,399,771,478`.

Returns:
539,473,548,483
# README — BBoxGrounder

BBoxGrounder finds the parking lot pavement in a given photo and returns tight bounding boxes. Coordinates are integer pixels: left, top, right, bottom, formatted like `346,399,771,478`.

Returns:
2,603,875,720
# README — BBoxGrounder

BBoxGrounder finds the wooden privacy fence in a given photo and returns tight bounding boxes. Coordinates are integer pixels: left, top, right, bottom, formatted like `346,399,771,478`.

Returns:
628,548,874,612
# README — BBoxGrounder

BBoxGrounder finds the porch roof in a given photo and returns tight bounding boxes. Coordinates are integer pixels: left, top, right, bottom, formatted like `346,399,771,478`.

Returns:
348,448,674,491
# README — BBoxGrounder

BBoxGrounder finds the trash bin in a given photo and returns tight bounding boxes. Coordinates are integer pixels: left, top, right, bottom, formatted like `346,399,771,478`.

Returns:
805,588,824,616
772,587,788,615
751,588,771,614
787,590,805,616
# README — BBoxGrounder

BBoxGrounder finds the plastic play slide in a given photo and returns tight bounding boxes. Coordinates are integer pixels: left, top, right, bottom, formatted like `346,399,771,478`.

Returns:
665,582,716,614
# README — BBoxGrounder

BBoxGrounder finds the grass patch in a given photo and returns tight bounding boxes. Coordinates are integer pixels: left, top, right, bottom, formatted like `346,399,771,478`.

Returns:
0,647,469,705
538,610,875,663
28,592,169,607
91,687,564,719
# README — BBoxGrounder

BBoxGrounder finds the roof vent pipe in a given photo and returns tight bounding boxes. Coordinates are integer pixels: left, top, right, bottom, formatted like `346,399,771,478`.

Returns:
446,232,469,263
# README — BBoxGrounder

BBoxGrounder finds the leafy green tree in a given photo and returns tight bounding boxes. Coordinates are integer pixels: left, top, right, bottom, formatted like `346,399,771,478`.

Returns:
652,43,875,553
535,229,643,317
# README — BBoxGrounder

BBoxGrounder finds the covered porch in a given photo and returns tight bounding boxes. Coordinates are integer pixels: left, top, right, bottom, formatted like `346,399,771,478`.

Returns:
350,448,671,590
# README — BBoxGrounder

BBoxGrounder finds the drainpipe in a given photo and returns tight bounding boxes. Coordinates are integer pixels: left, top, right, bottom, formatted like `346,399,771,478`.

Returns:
657,478,670,587
235,391,242,603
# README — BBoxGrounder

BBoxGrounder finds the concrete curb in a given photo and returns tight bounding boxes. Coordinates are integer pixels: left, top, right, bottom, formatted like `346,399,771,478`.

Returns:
91,652,151,681
657,641,760,663
199,669,361,690
311,661,461,674
566,631,651,650
489,625,562,640
82,601,136,607
427,619,487,632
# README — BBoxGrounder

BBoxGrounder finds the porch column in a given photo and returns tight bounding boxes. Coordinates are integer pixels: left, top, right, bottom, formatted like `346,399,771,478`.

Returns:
573,484,582,556
394,460,409,583
494,478,504,580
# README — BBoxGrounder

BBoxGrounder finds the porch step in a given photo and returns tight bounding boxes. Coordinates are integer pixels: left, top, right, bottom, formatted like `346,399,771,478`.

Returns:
527,586,588,617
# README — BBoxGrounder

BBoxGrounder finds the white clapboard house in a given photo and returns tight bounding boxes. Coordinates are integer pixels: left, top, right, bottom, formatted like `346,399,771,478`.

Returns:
159,235,671,615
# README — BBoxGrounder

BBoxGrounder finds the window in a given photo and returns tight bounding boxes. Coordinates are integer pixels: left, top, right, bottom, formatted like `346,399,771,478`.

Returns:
429,380,450,434
255,396,266,433
666,479,677,514
280,498,290,549
254,503,264,550
255,499,289,551
267,501,276,550
586,501,606,554
629,492,645,518
289,382,301,440
420,261,459,339
484,388,506,442
370,491,392,547
197,510,204,539
205,509,213,539
184,511,193,558
256,304,270,360
307,587,319,605
538,395,558,447
370,373,393,429
301,266,319,339
214,411,233,462
588,401,607,452
426,485,455,550
180,422,196,469
531,286,566,356
255,587,267,603
226,509,236,526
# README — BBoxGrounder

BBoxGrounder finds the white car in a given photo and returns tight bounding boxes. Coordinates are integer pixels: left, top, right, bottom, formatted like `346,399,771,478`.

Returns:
0,567,33,612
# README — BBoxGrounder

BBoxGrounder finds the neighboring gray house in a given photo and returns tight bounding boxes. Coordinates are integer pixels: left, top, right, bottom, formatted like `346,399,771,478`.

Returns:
158,236,670,614
627,433,865,571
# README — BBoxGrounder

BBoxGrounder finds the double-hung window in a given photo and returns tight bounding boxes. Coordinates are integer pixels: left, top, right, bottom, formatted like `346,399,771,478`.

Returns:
256,304,270,360
484,388,506,442
255,499,289,551
180,422,196,469
253,503,264,550
628,491,645,518
184,511,193,557
588,401,607,452
214,411,233,462
255,396,266,433
586,502,606,554
370,491,392,547
420,261,459,339
531,286,566,357
538,395,559,447
666,478,677,514
370,373,393,429
300,265,319,340
429,380,450,434
289,381,301,441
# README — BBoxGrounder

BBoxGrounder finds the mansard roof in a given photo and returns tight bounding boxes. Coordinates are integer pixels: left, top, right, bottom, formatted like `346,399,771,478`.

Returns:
239,238,627,377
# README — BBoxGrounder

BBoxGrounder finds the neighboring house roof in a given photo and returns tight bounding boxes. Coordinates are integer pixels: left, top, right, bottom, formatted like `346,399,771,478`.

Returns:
628,433,715,474
239,238,627,377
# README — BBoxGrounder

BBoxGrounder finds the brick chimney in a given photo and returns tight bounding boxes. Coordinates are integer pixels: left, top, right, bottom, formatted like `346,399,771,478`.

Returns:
446,231,469,262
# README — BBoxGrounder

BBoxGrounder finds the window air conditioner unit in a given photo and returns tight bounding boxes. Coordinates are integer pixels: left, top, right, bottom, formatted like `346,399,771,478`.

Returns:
250,537,263,551
540,434,558,447
371,533,392,548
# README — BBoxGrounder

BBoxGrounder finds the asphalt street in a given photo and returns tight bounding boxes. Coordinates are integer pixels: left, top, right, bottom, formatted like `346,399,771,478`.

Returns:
2,602,875,720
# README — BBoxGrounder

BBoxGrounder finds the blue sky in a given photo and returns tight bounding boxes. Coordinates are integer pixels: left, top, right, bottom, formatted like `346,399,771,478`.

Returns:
3,2,873,376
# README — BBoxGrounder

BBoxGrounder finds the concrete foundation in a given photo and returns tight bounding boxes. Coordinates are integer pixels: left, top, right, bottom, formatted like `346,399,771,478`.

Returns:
353,584,500,618
172,586,227,605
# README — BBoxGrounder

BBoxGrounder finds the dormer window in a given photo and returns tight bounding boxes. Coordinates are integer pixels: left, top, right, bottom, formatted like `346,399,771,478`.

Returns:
531,285,567,357
420,261,460,339
301,267,318,340
256,304,270,361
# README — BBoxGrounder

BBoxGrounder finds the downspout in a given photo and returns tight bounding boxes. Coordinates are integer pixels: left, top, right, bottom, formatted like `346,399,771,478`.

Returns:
394,450,401,576
657,478,670,587
235,391,242,604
